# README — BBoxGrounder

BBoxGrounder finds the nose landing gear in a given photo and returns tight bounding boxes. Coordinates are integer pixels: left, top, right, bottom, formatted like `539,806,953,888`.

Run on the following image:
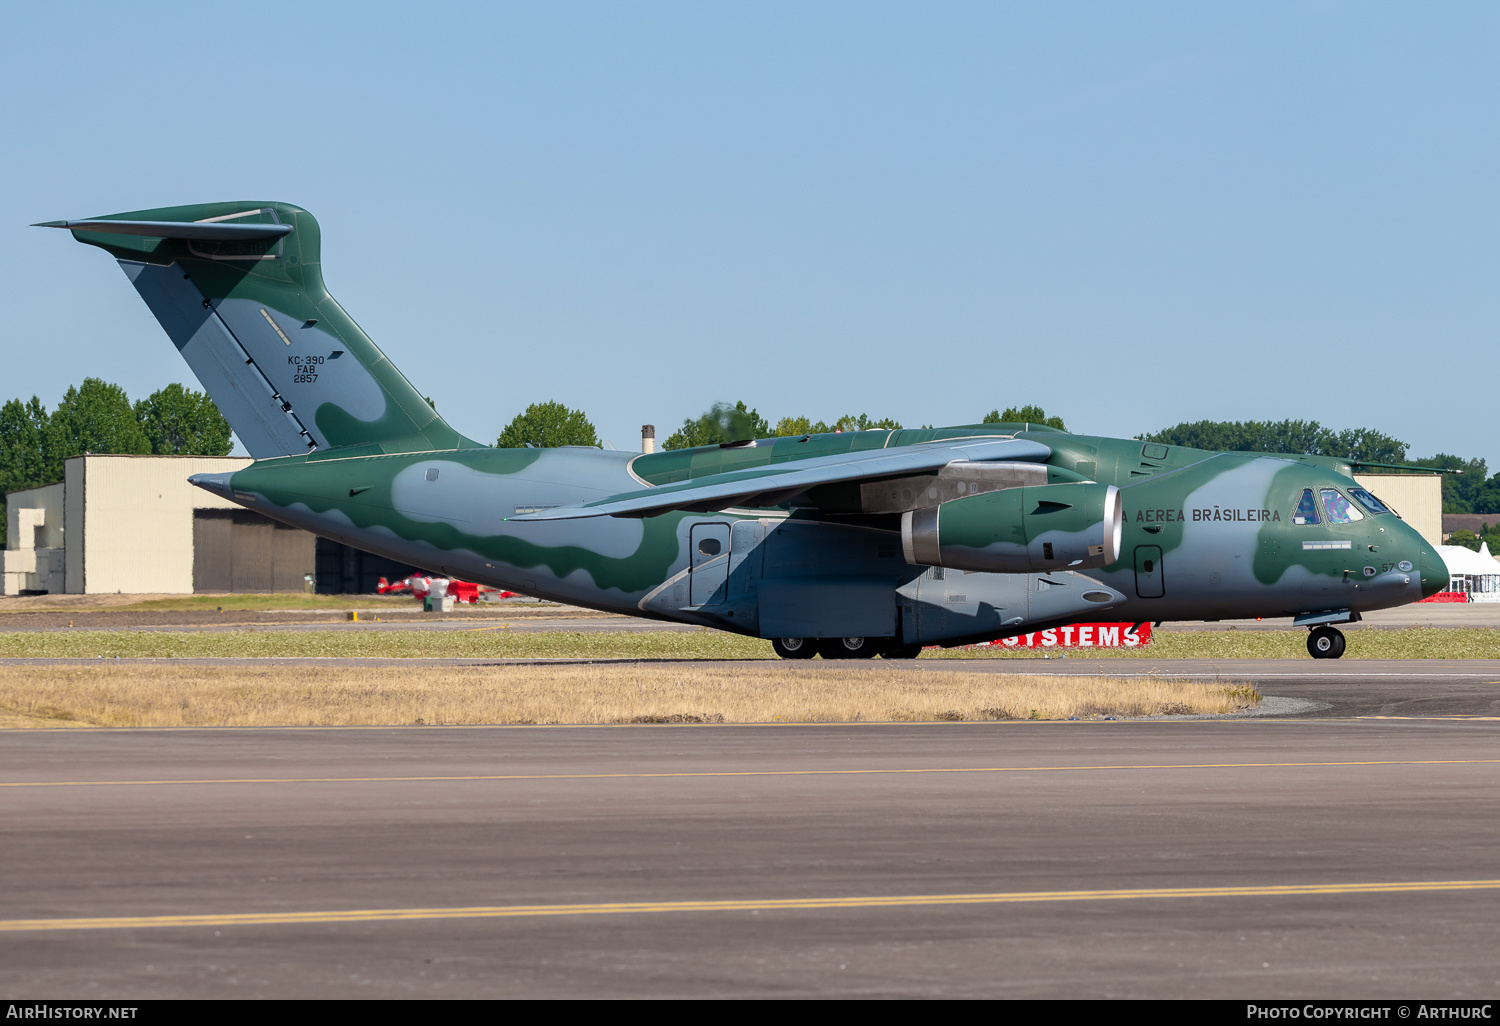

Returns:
1307,625,1346,659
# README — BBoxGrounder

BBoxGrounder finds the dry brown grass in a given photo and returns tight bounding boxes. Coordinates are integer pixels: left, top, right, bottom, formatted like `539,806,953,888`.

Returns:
10,625,1499,661
0,663,1259,728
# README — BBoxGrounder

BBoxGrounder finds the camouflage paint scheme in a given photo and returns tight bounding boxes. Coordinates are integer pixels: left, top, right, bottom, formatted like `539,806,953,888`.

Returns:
41,202,1448,654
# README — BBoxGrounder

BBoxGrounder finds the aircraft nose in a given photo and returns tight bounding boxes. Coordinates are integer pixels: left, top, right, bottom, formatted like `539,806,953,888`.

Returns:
1418,542,1450,599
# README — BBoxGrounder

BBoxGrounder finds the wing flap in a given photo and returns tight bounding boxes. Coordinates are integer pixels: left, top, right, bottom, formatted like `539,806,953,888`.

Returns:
508,438,1052,520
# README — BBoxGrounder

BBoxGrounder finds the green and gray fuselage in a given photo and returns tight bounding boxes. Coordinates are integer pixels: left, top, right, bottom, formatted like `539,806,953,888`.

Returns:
189,428,1445,646
42,199,1446,647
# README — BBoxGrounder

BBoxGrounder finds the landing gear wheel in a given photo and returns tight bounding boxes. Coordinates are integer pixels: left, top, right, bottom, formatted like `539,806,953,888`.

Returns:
882,644,923,660
1307,626,1346,659
772,637,818,660
817,637,883,659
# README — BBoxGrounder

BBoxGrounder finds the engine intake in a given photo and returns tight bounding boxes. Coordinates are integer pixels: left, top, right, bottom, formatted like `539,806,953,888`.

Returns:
901,482,1122,573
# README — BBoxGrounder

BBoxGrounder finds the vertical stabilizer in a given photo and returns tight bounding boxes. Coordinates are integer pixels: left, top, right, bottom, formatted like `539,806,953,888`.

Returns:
41,202,476,458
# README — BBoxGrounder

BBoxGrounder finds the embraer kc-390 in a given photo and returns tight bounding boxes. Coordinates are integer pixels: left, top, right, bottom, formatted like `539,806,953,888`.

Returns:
37,202,1449,659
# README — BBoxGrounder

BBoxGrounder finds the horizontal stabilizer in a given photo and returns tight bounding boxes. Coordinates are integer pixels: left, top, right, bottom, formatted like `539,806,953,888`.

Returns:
508,438,1053,520
34,219,292,241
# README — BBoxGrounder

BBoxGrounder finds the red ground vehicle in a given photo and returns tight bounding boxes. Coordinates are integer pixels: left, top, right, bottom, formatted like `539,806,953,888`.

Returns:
376,574,517,603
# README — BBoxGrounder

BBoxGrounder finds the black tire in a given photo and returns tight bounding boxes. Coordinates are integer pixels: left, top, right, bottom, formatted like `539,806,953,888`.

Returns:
1307,626,1346,659
772,637,818,659
817,637,883,659
882,644,923,659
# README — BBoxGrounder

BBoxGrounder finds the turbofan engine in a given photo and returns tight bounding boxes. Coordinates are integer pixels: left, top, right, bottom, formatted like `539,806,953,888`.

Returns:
901,481,1123,573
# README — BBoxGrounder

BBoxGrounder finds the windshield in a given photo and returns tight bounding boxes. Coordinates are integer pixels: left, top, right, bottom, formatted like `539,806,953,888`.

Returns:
1348,486,1394,515
1320,488,1365,524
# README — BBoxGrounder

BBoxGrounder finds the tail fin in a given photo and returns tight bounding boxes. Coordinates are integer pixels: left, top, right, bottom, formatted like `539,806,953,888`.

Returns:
38,202,478,458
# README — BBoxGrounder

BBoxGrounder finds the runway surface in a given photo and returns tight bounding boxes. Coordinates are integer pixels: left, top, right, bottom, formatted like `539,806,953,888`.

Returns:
4,702,1500,996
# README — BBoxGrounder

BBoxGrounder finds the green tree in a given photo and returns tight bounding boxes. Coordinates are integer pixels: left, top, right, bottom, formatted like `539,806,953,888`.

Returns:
984,405,1067,430
663,401,771,450
48,378,150,468
1446,529,1480,551
1327,426,1409,464
771,414,825,437
496,401,599,448
1141,419,1406,463
1410,454,1490,514
829,413,902,432
134,384,233,456
0,397,52,495
0,397,52,546
770,413,903,436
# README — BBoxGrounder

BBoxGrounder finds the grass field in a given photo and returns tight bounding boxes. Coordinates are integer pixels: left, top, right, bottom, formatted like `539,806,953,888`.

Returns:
0,663,1261,728
114,594,453,612
0,626,1497,660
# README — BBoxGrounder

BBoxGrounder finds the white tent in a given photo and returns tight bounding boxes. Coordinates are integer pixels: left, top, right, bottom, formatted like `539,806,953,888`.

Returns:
1434,542,1500,602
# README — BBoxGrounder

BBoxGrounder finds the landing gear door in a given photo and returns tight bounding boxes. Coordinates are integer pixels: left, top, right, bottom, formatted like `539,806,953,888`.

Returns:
1134,545,1164,599
689,522,732,606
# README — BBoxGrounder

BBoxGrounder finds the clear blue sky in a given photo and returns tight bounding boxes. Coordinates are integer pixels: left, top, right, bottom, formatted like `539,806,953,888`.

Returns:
2,2,1496,466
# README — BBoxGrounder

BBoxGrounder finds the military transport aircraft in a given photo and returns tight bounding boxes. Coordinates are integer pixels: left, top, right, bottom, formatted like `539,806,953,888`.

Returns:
38,202,1449,659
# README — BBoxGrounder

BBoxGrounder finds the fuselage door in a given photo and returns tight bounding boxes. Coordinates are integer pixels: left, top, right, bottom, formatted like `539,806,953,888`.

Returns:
689,522,733,605
1134,545,1164,599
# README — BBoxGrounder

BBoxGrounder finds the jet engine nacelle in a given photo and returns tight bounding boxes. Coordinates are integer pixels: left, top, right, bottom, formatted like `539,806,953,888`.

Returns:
901,481,1123,573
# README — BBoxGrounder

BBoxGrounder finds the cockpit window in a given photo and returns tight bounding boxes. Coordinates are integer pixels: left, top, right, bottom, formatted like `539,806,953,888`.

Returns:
1320,489,1365,524
1347,487,1392,515
1293,489,1320,525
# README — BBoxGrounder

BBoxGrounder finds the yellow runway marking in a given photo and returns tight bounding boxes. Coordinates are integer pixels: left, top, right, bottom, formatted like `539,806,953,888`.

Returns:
4,758,1498,789
4,879,1497,933
1362,715,1500,721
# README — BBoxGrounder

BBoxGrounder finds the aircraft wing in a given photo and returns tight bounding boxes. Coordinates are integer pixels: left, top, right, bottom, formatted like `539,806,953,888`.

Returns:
506,438,1053,520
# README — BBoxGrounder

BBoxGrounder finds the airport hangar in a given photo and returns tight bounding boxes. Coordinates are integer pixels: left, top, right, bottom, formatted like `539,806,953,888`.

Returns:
0,454,413,596
1,452,1448,598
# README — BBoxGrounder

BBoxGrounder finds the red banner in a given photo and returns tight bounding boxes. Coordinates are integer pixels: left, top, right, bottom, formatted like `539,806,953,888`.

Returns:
976,622,1152,649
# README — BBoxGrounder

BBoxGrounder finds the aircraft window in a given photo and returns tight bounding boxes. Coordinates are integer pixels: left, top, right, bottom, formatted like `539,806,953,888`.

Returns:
1347,487,1391,515
1293,489,1320,525
697,538,722,556
425,468,439,482
1320,489,1365,524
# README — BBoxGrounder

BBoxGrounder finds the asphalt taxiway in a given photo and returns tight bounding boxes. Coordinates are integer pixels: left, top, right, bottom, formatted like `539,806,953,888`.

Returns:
2,714,1498,998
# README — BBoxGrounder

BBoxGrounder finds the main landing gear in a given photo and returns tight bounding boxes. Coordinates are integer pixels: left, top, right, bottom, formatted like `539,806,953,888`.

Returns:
772,638,921,660
771,637,817,659
1307,625,1346,659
